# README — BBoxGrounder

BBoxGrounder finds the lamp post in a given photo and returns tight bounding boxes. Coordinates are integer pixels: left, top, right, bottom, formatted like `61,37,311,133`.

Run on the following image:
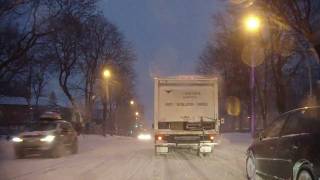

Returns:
103,69,111,100
244,14,261,137
130,100,135,105
102,69,111,136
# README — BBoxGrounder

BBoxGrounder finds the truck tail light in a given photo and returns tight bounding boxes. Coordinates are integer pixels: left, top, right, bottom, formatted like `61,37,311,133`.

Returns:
209,135,215,141
155,135,163,141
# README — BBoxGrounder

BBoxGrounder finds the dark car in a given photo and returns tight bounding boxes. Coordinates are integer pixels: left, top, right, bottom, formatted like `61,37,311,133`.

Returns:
246,107,320,180
12,120,78,158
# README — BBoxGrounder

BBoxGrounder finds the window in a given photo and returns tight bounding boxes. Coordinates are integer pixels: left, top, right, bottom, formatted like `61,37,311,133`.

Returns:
282,112,302,135
65,123,73,130
264,116,286,138
283,109,320,135
300,109,320,134
60,123,71,132
158,122,169,129
25,122,57,131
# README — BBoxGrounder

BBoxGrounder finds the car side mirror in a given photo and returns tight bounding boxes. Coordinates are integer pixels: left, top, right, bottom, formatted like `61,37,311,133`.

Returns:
254,131,263,140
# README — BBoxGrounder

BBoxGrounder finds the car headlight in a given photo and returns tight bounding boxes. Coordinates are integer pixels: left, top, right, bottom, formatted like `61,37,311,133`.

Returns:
40,135,55,143
12,137,23,143
138,134,151,140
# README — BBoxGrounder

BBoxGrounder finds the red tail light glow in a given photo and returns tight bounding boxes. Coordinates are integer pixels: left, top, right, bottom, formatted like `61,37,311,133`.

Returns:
210,135,214,140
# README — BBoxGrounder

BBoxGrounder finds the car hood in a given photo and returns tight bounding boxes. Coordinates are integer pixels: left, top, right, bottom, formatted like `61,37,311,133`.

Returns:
19,130,56,137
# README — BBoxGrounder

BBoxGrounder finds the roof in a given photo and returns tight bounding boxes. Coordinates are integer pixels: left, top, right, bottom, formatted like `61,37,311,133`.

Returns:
282,106,320,114
155,75,218,80
40,111,63,120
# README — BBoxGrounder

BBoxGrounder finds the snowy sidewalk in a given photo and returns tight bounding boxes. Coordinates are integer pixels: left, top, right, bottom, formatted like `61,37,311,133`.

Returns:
0,133,252,180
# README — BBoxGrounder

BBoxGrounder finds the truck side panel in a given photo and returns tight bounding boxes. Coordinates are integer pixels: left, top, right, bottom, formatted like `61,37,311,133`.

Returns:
154,78,159,130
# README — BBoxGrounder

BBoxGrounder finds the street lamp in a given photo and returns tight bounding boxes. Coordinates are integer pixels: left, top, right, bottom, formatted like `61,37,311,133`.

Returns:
135,112,139,116
103,69,111,79
130,100,135,105
244,15,261,33
102,68,111,136
244,14,261,137
102,68,111,100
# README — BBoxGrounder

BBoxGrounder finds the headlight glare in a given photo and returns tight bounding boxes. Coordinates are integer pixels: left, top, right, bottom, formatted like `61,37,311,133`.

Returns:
40,135,55,142
138,134,151,140
12,137,23,142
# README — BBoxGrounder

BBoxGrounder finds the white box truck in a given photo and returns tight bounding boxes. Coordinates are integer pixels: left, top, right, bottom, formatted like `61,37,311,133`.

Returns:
154,76,220,156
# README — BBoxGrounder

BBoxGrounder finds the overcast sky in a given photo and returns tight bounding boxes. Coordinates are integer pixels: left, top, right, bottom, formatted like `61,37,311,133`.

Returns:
101,0,225,124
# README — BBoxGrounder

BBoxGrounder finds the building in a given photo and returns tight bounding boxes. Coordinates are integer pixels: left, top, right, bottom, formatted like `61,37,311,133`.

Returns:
0,97,81,126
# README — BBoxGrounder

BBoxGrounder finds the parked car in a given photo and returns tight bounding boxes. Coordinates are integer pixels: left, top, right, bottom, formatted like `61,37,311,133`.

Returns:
12,118,78,158
246,106,320,180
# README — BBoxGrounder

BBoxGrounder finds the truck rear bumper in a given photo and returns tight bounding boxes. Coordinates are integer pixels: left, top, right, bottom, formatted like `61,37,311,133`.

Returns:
155,142,214,154
155,142,214,147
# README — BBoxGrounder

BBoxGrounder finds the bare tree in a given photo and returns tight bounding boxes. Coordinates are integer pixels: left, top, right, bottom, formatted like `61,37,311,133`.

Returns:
0,0,62,80
78,14,121,123
198,4,316,130
31,62,50,106
48,91,58,108
46,0,97,110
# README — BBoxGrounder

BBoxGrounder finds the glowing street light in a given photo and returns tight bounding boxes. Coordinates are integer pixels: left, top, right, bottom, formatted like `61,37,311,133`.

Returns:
244,15,261,33
102,68,111,136
243,14,262,138
135,112,139,116
130,100,135,105
103,69,111,79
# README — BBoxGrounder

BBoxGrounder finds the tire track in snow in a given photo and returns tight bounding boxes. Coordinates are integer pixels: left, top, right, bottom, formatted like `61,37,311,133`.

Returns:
10,156,77,180
176,150,210,180
9,138,136,180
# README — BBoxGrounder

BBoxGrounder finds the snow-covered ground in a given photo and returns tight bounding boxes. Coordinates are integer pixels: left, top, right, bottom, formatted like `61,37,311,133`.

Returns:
0,133,252,180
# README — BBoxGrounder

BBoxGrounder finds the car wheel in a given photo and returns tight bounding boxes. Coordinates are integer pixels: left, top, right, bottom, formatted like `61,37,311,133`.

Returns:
71,140,78,154
51,143,63,158
15,150,24,159
297,169,313,180
246,152,256,180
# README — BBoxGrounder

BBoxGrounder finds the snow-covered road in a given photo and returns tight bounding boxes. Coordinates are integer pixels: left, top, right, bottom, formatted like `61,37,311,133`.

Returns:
0,133,252,180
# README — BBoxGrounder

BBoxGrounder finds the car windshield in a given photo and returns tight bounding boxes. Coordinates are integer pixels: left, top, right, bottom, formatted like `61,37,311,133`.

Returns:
1,1,320,180
24,123,57,132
